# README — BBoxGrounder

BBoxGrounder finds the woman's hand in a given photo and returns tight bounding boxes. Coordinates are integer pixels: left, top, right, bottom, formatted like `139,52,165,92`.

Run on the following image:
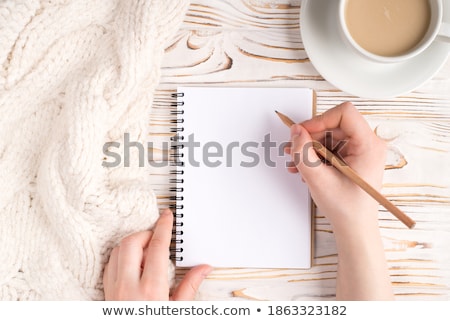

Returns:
103,209,212,300
289,102,393,300
289,102,386,232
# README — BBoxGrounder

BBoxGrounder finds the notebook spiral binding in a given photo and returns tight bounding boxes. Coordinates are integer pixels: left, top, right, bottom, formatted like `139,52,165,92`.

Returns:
169,92,185,262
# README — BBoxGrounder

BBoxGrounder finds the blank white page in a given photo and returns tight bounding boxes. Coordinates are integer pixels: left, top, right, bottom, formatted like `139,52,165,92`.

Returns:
176,87,313,269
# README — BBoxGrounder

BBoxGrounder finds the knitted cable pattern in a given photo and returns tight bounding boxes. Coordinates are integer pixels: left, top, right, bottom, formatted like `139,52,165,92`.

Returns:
0,0,188,300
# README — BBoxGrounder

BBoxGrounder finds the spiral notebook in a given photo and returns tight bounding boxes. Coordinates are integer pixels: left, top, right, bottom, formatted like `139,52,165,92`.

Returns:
171,87,315,269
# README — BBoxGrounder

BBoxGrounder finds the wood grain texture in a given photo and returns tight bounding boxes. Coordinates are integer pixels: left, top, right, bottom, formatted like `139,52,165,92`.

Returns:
149,0,450,300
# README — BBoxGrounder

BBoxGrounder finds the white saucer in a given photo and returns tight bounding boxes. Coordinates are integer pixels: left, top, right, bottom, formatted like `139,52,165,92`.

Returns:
300,0,450,99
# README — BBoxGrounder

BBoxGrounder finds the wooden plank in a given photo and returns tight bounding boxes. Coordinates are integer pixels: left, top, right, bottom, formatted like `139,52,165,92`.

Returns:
161,29,450,119
184,0,301,30
149,0,450,301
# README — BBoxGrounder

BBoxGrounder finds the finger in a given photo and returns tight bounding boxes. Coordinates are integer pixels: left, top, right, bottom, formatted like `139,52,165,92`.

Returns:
290,124,333,188
105,247,119,281
287,165,306,180
288,167,299,174
117,231,153,283
283,142,292,155
308,128,346,143
284,144,296,172
171,265,213,301
141,209,173,289
103,247,119,299
307,129,351,160
301,102,373,141
286,160,299,173
141,230,154,268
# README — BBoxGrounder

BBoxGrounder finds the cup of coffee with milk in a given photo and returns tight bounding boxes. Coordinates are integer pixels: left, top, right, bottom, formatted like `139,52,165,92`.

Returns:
339,0,450,63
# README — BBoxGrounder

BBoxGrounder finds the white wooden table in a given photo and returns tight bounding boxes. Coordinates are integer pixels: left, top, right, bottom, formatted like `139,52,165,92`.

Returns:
150,0,450,300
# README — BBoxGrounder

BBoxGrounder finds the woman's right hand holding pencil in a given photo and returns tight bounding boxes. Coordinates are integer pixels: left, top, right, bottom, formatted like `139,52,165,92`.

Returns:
289,102,386,230
288,102,394,300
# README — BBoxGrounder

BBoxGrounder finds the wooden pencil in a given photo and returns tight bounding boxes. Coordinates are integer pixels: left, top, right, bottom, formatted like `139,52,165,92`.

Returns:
275,110,416,229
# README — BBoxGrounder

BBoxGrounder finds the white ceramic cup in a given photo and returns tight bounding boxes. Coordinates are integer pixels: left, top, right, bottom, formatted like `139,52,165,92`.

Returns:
338,0,450,63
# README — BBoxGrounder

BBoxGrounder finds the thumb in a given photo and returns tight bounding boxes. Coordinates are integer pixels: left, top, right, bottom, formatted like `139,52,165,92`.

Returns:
171,264,212,301
290,124,330,188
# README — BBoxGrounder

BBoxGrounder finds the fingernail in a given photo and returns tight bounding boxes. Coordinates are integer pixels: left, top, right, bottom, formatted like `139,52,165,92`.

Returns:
202,265,214,277
290,125,302,138
161,208,172,216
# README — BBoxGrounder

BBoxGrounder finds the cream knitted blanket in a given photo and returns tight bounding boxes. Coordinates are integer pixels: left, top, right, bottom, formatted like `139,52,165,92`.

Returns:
0,0,188,300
